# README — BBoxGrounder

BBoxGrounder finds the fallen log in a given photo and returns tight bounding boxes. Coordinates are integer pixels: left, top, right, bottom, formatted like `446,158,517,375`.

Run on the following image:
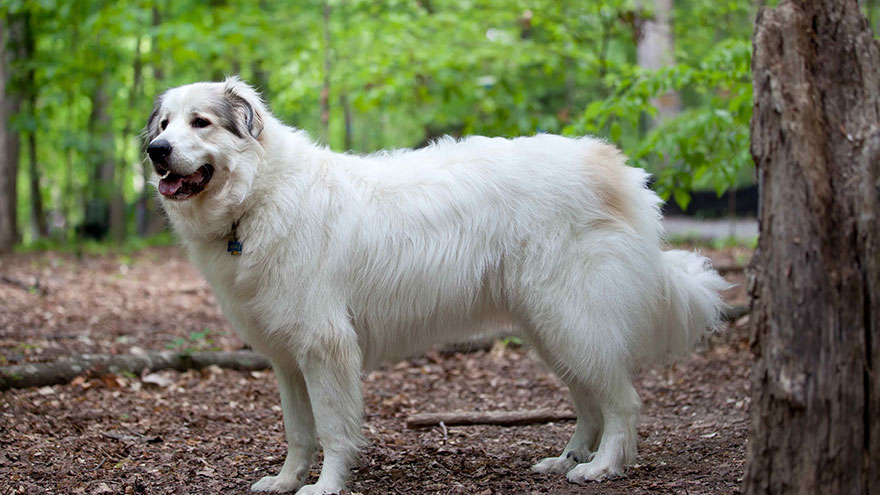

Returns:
2,305,751,391
406,409,577,429
0,350,270,391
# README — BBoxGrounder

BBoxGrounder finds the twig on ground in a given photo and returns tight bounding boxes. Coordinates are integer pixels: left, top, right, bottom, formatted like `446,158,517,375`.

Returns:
406,409,577,429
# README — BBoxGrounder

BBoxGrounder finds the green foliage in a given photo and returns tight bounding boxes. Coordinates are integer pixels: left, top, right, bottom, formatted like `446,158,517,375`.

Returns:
14,231,175,254
1,0,766,246
665,232,758,250
568,0,755,209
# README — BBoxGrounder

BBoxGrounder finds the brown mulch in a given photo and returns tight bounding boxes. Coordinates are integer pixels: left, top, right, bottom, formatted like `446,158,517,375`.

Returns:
0,245,751,494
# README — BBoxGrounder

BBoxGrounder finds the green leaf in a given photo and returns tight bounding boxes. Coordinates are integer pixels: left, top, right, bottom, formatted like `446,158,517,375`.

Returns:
673,188,692,211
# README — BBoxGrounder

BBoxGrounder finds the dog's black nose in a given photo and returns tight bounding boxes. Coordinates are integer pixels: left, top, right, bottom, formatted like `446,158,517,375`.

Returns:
147,139,172,163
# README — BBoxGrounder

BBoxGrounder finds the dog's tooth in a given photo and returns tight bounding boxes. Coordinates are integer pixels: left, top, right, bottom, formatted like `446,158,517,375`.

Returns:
160,170,171,179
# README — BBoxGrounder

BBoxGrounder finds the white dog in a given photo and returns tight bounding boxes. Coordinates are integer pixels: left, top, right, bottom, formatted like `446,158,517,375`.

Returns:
146,77,728,494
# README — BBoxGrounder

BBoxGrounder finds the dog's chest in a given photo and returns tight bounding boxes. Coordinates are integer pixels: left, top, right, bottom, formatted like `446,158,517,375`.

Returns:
187,242,267,346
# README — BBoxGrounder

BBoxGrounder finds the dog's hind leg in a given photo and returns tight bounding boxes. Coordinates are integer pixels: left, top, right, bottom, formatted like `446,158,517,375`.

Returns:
531,378,603,475
527,325,641,482
516,251,647,482
566,371,640,483
252,362,317,493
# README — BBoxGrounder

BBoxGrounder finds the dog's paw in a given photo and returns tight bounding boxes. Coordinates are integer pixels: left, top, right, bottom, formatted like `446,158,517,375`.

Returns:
565,460,624,483
532,455,576,474
532,449,594,475
294,483,344,495
251,475,302,493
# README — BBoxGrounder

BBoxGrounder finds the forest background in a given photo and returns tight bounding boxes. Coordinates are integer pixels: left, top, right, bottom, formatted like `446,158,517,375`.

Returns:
1,0,878,248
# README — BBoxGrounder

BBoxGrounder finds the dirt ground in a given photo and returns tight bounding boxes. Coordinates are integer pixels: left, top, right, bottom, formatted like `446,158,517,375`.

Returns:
0,245,752,495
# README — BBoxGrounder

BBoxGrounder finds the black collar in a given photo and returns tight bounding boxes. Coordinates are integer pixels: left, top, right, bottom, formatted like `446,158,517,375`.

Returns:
227,216,244,255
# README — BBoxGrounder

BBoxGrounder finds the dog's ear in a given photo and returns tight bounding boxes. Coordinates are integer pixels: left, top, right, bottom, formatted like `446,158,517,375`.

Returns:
143,93,165,146
222,77,265,140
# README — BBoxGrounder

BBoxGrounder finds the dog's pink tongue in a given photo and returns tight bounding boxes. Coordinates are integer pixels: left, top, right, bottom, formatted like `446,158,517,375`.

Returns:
159,175,184,196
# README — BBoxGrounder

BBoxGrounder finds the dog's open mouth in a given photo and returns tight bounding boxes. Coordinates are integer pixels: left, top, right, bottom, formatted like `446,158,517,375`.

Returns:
157,164,214,200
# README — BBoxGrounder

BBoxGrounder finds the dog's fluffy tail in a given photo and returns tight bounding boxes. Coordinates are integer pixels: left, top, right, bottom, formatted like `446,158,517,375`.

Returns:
643,250,731,363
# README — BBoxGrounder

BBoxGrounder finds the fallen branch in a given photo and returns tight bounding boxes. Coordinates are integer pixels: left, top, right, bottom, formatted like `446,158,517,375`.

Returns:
715,263,747,275
3,305,751,391
722,304,750,322
1,274,47,295
0,350,269,391
406,409,577,429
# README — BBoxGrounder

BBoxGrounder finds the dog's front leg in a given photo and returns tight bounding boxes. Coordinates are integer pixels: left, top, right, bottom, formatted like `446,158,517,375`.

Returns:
252,362,317,493
295,329,364,495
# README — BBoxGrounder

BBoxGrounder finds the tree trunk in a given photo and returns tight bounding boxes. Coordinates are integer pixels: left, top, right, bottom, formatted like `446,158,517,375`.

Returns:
82,73,116,240
21,14,47,239
320,0,331,145
745,1,880,494
26,131,48,238
136,5,167,237
111,34,145,244
0,17,24,252
637,0,679,122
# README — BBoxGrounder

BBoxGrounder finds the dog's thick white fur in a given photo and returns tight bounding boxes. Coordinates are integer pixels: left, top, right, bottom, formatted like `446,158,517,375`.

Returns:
146,78,729,494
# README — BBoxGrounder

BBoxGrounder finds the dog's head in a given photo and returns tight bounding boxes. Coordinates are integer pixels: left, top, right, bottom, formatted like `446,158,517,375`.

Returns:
145,77,265,206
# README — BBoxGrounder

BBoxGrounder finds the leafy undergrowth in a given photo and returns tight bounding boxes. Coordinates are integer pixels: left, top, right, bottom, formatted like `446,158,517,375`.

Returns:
0,246,750,494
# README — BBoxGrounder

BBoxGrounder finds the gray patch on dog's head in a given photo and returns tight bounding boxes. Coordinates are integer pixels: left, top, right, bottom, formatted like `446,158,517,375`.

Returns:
143,92,165,146
212,79,264,140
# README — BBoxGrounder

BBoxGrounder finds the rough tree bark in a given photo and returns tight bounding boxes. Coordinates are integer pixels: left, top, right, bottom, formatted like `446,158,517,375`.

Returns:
0,16,23,252
745,1,880,494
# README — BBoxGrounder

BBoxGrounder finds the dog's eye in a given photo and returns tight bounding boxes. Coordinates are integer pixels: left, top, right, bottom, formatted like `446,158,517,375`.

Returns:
192,118,211,129
160,119,169,130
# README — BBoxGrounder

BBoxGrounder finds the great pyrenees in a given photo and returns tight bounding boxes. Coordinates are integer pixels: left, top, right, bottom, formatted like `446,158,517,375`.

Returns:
145,77,728,494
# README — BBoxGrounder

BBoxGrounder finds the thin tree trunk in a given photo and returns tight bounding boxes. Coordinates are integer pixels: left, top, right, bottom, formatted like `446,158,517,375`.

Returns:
62,144,74,240
26,131,47,238
82,73,116,240
21,13,47,239
108,34,144,244
338,1,352,151
637,0,679,122
745,1,880,494
341,93,352,151
136,5,166,237
321,0,331,145
0,17,23,252
61,20,81,241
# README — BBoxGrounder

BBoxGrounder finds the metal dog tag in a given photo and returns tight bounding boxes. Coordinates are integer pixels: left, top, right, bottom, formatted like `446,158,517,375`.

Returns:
227,239,243,255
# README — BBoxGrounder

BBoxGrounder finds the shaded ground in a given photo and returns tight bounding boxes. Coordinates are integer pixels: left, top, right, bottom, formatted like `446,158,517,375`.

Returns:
0,245,751,494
